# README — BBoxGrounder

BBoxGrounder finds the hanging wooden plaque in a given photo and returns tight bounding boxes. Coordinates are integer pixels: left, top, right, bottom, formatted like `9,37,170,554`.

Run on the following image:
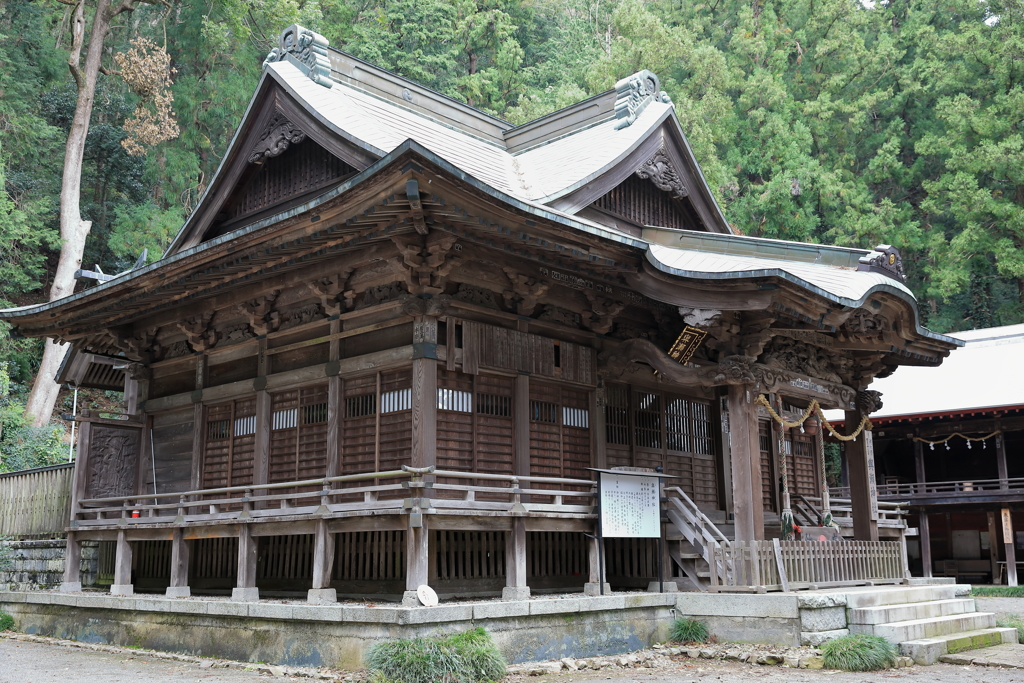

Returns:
667,325,707,365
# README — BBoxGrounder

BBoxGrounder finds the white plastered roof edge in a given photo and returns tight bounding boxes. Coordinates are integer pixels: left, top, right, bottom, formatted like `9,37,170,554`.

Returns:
822,324,1024,423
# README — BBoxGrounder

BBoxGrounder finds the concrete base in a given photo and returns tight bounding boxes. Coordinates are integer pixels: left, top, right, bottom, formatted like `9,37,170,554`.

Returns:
502,586,531,601
165,586,191,599
401,590,420,607
110,584,133,597
59,582,82,593
583,582,612,596
231,587,259,602
307,588,337,605
646,581,679,593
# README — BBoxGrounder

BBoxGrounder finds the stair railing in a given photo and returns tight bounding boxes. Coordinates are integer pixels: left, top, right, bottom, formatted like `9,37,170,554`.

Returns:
663,486,732,586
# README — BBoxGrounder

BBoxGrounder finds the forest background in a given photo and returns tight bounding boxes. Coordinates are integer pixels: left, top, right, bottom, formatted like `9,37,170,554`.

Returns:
0,0,1022,470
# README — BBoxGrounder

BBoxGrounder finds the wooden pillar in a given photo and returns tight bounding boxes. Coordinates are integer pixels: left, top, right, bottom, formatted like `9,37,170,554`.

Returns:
584,528,608,596
715,392,734,518
514,374,530,478
404,521,430,603
844,408,879,541
988,512,1000,584
326,318,342,480
309,519,337,603
60,531,83,592
124,372,139,416
591,385,607,470
914,439,927,495
189,354,206,490
233,524,259,601
727,385,763,541
111,529,134,596
253,389,271,497
503,517,529,600
919,513,932,578
411,317,437,470
996,430,1009,490
1003,508,1017,587
167,527,190,598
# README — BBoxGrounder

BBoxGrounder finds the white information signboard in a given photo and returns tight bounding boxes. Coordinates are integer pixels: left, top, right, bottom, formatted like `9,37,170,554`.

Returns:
599,472,660,538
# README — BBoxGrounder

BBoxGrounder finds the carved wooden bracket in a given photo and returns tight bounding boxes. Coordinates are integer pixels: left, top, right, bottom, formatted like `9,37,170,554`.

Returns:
248,111,307,164
238,290,280,336
856,389,884,415
584,292,624,335
401,294,452,318
502,267,549,316
392,233,462,296
177,312,216,352
110,327,158,362
636,149,687,199
308,271,353,316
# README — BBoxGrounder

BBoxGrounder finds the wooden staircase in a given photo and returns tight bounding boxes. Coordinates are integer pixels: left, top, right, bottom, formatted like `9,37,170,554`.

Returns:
664,486,732,591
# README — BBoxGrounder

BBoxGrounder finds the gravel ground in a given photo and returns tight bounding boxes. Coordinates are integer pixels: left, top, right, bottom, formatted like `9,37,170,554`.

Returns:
511,658,1024,682
975,596,1024,621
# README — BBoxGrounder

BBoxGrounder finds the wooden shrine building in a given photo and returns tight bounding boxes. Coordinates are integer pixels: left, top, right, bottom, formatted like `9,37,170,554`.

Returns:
0,26,961,602
829,325,1024,585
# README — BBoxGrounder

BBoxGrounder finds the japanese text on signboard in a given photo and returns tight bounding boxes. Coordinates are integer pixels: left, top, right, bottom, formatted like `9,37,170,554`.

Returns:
600,473,660,538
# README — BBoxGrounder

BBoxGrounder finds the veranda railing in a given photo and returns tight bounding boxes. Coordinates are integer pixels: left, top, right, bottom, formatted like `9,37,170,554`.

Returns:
710,539,907,593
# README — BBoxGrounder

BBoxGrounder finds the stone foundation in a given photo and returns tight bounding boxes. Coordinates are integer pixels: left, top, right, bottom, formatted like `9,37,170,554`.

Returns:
0,540,99,591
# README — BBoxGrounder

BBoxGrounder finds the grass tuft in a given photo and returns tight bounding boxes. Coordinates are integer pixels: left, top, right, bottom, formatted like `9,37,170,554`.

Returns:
971,585,1024,598
821,634,897,671
366,627,506,683
0,611,14,632
996,614,1024,642
669,617,709,644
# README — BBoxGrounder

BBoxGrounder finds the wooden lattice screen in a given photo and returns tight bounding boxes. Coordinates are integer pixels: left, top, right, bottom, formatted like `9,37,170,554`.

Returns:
202,397,257,490
590,173,703,231
759,421,776,512
528,382,591,481
269,384,329,486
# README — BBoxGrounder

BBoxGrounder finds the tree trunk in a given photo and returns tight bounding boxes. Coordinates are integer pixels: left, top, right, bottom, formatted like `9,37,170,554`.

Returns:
24,0,114,427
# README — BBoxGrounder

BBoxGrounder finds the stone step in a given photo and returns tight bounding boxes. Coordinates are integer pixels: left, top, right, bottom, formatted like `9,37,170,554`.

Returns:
850,611,996,643
848,598,977,625
841,584,958,609
900,627,1018,665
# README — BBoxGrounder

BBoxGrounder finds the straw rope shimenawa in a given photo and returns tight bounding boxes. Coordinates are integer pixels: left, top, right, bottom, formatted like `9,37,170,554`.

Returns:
913,431,1001,450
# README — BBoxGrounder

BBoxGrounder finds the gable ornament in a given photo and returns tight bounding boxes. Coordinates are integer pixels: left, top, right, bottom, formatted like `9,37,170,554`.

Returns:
636,148,688,199
614,69,672,130
248,111,307,164
856,244,906,284
263,24,333,88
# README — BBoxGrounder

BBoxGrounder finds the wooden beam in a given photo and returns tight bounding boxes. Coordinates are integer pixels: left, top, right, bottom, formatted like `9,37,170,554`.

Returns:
996,429,1009,490
60,531,83,592
919,512,932,579
503,517,529,600
233,524,259,601
845,409,879,542
1003,509,1017,587
167,527,190,598
309,518,337,603
914,439,926,494
111,529,133,596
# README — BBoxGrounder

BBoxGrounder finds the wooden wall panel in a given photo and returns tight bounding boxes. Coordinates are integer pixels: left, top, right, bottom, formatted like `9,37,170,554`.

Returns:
787,431,818,499
341,374,377,475
437,368,474,472
200,397,256,491
147,407,194,494
475,374,514,476
379,369,412,472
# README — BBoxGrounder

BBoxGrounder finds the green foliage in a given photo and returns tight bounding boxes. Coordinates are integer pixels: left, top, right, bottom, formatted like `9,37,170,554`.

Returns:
821,634,897,671
996,614,1024,642
972,585,1024,597
0,611,14,632
669,617,709,643
0,362,67,473
366,627,507,683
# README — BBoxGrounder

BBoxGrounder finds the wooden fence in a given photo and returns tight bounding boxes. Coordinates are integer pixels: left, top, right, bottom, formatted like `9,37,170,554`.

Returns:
710,539,906,593
0,463,74,539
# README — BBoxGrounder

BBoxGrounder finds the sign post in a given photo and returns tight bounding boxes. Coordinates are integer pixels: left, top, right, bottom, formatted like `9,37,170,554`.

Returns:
588,468,667,594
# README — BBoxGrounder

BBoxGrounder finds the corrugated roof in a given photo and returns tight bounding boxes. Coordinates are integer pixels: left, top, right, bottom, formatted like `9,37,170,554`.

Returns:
824,324,1024,421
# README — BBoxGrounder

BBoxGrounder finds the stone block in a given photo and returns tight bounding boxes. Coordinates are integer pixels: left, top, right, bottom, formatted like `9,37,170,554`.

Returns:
798,655,824,669
292,605,343,622
800,606,846,632
206,600,249,617
400,590,419,607
900,638,946,666
647,581,679,593
579,595,625,612
75,594,112,609
400,605,474,625
110,584,134,596
530,598,580,615
625,593,676,609
166,586,191,599
797,594,846,609
954,584,972,596
473,600,529,620
231,587,259,602
800,628,848,646
677,593,799,619
997,626,1019,644
249,603,294,619
306,588,337,605
341,606,401,623
583,582,611,596
501,586,530,601
783,654,800,667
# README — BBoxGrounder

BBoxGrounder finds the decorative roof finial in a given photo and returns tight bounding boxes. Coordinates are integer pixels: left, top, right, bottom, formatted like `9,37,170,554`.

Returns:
856,245,906,284
613,70,671,129
263,24,333,89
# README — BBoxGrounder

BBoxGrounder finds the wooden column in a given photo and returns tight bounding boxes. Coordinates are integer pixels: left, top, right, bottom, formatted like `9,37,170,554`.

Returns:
988,512,1000,584
1003,508,1017,587
233,524,259,601
914,439,927,495
584,529,608,596
60,531,83,592
503,517,529,600
844,408,879,541
514,374,530,478
404,522,430,601
326,318,342,479
111,529,134,596
309,518,337,603
166,527,191,598
411,316,437,470
714,392,734,518
727,385,763,542
253,389,271,496
190,354,206,490
591,385,607,470
919,512,933,578
996,430,1009,490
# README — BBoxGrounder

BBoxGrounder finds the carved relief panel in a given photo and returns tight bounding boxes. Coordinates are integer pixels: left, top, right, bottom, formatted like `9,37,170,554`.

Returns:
84,424,141,500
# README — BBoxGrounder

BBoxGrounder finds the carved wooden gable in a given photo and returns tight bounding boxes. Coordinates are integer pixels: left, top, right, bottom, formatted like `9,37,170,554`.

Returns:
589,149,708,232
206,130,357,241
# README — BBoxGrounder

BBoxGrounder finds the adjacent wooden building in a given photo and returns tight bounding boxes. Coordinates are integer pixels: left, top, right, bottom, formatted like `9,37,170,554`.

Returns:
0,26,960,602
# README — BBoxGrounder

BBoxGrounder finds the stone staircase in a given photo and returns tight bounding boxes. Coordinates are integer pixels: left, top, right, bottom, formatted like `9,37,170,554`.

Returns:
845,584,1017,665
